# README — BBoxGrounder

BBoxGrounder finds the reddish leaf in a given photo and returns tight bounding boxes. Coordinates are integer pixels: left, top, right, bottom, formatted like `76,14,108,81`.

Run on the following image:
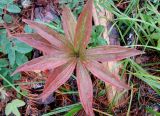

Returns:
40,59,76,100
84,60,129,90
13,33,60,55
12,54,69,75
87,45,143,62
62,6,77,42
43,66,64,91
74,0,93,50
12,2,144,115
23,19,65,48
76,61,94,116
87,45,137,54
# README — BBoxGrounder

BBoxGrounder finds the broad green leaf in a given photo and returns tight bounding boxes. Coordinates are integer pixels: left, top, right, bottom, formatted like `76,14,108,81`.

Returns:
5,103,12,116
90,25,106,47
0,68,9,77
0,3,6,9
0,0,13,5
0,89,7,100
0,9,3,15
9,64,21,80
3,14,12,23
5,99,25,116
3,75,14,86
13,39,32,53
16,52,28,66
12,73,21,80
7,4,21,13
0,17,4,23
0,58,9,67
150,33,160,40
12,99,26,107
0,30,10,54
8,47,15,66
5,42,12,54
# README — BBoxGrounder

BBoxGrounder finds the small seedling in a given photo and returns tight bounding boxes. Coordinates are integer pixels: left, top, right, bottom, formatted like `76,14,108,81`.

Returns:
12,0,143,115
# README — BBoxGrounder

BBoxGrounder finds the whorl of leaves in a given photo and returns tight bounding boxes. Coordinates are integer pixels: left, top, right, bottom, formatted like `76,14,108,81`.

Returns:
12,0,143,115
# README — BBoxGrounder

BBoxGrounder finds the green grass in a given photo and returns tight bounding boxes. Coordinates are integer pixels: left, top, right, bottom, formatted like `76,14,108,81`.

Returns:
97,0,160,114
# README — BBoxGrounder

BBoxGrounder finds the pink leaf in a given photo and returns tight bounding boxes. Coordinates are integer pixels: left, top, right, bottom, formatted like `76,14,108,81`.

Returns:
87,45,136,54
43,66,64,91
62,6,77,42
84,60,129,90
87,45,143,62
76,61,94,116
13,33,60,55
12,54,69,75
23,19,65,48
40,59,76,100
74,0,93,50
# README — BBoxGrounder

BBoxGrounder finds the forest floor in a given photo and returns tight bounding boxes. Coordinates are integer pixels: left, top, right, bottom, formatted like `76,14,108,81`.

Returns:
0,0,160,116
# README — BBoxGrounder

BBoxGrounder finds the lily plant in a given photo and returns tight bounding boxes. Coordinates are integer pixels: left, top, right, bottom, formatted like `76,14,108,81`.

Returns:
12,0,143,115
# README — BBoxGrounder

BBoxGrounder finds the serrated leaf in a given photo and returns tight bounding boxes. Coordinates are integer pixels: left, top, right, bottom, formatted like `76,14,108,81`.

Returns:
0,68,9,77
5,99,25,116
3,14,12,23
13,39,32,53
0,17,4,23
0,0,13,5
12,99,26,107
0,9,3,15
7,4,21,13
3,75,14,86
0,89,7,100
5,103,12,115
8,47,15,66
15,52,28,66
0,3,6,9
12,73,21,80
0,58,9,67
151,33,160,40
0,31,11,54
